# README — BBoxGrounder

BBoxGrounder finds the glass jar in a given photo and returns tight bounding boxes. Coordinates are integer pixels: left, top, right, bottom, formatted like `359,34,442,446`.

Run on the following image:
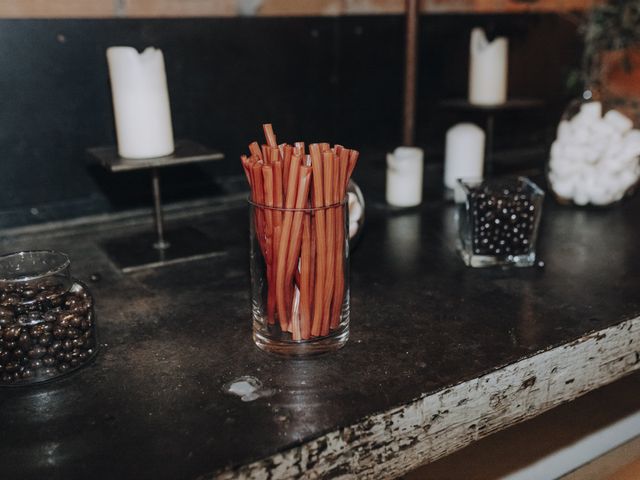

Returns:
457,177,545,268
250,201,349,356
548,99,640,206
347,179,365,247
0,251,97,386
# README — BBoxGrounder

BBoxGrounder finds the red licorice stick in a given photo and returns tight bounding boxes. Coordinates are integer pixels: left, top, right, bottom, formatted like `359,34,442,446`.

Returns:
286,157,304,332
347,149,359,181
309,144,326,337
285,166,312,335
332,149,340,199
262,166,276,324
269,146,280,164
249,141,262,161
308,219,316,332
251,162,264,202
262,166,275,260
285,155,302,208
321,151,336,336
285,166,312,317
261,145,268,163
240,155,252,185
282,144,293,194
251,162,267,258
246,161,255,193
270,160,284,326
330,149,351,329
327,150,342,329
300,213,312,339
339,149,350,191
273,160,284,228
263,123,277,148
275,154,301,331
262,166,274,218
246,154,257,180
272,225,282,322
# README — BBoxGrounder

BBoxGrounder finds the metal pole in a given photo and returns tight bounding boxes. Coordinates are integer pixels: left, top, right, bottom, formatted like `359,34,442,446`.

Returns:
402,0,419,146
151,168,170,250
485,113,495,174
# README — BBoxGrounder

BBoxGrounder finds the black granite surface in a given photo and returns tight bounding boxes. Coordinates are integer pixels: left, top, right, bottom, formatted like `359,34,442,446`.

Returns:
0,181,639,479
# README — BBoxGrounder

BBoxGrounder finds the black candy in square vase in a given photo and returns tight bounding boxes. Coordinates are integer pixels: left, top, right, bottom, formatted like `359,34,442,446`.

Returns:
457,177,545,268
0,251,97,386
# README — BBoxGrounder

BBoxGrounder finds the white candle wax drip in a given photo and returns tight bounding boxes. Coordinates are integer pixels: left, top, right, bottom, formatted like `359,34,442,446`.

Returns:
468,27,508,106
106,46,175,159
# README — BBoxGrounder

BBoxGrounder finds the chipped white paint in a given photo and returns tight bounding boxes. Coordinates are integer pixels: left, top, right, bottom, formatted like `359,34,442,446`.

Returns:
223,376,275,402
209,316,640,479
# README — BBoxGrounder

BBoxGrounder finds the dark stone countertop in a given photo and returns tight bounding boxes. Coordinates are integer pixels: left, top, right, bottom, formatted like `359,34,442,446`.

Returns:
1,171,639,479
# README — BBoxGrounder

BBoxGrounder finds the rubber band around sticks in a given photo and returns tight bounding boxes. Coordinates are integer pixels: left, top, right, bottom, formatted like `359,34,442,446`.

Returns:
248,197,347,213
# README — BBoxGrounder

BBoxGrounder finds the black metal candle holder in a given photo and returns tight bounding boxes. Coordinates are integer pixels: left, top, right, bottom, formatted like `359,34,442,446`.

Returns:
88,140,224,272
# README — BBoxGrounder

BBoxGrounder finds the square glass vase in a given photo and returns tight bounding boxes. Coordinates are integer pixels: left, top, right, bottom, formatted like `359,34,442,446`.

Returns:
457,177,545,268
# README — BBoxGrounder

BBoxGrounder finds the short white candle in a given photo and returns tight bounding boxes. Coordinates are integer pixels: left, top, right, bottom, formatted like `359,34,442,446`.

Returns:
468,28,508,106
444,123,485,201
106,46,175,159
386,147,424,207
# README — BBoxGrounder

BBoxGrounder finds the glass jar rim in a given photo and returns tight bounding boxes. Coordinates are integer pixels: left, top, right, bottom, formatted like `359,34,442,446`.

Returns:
456,176,545,197
248,197,347,213
0,250,71,284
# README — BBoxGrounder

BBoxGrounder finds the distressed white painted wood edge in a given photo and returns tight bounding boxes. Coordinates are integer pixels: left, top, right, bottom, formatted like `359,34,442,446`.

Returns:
208,316,640,480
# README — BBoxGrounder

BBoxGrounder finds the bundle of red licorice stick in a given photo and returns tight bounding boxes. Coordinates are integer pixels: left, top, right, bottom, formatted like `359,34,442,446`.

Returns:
241,124,359,341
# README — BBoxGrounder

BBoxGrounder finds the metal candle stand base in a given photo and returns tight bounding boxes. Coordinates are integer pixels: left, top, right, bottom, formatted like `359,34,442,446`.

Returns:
101,226,226,274
87,140,224,273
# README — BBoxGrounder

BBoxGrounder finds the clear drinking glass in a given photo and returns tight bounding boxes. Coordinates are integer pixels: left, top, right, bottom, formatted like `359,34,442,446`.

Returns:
0,250,98,386
457,177,545,268
249,201,349,356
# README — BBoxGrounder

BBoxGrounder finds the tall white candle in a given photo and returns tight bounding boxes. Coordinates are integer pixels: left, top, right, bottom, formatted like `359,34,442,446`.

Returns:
106,46,174,159
444,123,485,201
386,147,424,207
468,28,508,106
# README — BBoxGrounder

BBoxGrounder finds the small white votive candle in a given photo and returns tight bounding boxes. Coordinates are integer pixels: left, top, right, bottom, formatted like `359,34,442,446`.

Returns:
386,147,424,207
444,123,485,202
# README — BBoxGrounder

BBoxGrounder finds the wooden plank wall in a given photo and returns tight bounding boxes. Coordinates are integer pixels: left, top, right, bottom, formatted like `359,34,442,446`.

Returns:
0,0,597,18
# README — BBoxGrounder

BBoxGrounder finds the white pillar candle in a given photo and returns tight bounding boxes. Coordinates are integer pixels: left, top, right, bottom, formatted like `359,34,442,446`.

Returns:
444,123,485,202
107,46,174,159
385,147,424,207
468,28,508,106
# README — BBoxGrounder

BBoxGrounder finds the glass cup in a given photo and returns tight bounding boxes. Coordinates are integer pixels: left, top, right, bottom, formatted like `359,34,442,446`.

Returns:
457,177,545,268
0,250,98,386
249,200,349,356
